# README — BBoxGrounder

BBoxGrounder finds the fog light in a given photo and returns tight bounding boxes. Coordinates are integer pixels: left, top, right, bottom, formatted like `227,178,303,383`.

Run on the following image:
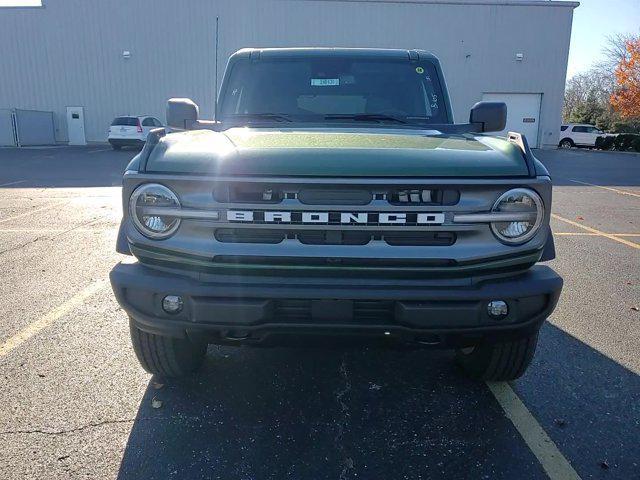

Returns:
162,295,183,314
487,300,508,319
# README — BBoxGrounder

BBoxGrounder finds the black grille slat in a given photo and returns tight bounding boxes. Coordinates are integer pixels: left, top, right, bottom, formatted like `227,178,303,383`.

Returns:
274,300,311,322
214,256,456,267
215,228,285,244
354,300,394,322
384,232,456,246
298,231,371,245
274,299,394,324
216,229,455,246
213,184,460,206
298,189,372,205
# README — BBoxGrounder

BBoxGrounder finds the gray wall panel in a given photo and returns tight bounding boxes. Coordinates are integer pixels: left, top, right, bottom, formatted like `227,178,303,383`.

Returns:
0,110,17,147
0,0,575,147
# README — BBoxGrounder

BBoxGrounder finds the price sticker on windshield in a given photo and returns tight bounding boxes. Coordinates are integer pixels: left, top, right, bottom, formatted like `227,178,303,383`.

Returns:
311,78,340,86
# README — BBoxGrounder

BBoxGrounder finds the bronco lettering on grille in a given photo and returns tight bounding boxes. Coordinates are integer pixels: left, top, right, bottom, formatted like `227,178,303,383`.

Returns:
227,211,445,225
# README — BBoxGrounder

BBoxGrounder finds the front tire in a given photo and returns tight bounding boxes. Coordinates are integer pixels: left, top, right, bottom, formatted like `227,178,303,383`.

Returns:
559,138,574,149
129,320,207,377
455,331,539,381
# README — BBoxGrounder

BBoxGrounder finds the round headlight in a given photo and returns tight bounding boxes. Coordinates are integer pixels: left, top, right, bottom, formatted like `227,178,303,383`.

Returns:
129,184,181,239
490,188,544,245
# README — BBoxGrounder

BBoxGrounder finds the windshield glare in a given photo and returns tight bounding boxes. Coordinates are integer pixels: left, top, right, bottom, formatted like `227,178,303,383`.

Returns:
219,57,447,124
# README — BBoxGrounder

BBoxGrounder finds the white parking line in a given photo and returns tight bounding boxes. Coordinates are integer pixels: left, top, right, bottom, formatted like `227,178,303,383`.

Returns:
0,201,67,224
87,148,114,154
568,179,640,199
0,280,108,358
0,180,27,187
487,382,581,480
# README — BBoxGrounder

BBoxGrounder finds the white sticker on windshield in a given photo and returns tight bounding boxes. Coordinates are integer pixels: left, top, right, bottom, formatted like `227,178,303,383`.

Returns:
311,78,340,87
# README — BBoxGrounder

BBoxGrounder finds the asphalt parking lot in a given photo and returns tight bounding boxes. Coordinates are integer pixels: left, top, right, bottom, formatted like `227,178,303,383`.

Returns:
0,146,638,480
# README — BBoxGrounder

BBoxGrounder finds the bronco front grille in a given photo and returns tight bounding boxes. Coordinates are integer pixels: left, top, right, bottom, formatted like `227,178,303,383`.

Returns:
203,181,466,247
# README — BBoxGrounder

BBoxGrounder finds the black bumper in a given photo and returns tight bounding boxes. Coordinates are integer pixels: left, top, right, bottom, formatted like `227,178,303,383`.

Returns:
110,263,562,347
108,139,144,147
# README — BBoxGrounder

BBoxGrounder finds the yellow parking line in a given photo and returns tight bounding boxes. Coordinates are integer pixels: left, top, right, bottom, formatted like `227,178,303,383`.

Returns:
487,382,581,480
551,214,640,250
0,280,107,357
554,232,600,236
554,232,640,237
568,179,640,198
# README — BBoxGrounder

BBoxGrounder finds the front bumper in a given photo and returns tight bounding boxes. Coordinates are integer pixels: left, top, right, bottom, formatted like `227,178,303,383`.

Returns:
110,262,562,347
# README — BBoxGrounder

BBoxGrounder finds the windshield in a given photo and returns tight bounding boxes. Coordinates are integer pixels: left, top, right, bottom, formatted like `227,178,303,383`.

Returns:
219,57,448,124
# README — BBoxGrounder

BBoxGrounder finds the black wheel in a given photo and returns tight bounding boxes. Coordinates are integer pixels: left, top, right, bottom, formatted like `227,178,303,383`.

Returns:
558,138,574,149
455,331,539,381
111,144,122,150
129,319,207,377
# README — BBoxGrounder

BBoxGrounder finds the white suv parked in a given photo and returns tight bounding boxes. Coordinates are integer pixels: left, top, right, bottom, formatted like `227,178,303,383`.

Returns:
558,123,606,149
108,115,164,150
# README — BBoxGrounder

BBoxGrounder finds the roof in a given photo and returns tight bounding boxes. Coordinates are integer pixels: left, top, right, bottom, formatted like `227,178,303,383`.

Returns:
232,48,440,62
301,0,579,7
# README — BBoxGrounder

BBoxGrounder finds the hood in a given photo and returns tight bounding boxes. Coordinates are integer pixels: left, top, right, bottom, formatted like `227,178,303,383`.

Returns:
144,127,530,177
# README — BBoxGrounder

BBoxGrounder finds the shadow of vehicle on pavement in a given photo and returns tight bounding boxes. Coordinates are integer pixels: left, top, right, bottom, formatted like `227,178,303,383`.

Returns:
117,345,549,479
117,323,640,479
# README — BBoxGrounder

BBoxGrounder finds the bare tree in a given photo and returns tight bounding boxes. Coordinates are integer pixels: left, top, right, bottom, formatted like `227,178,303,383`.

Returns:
599,32,637,72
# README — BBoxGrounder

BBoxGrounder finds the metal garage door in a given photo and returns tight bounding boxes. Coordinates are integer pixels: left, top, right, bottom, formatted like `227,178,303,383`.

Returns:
14,109,56,146
0,109,17,146
482,93,542,148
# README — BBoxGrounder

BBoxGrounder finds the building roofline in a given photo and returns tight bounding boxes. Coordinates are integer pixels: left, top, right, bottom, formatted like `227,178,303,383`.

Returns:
297,0,580,8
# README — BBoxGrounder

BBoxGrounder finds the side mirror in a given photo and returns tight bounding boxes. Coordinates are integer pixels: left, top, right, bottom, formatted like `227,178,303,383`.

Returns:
469,102,507,133
166,98,199,130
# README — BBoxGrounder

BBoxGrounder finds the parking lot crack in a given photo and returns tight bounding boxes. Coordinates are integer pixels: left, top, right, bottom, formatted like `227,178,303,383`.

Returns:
334,355,354,480
0,418,139,436
0,236,47,256
0,214,109,256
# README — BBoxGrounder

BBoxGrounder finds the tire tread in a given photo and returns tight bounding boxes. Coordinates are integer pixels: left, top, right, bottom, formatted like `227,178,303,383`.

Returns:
456,331,539,381
129,319,206,377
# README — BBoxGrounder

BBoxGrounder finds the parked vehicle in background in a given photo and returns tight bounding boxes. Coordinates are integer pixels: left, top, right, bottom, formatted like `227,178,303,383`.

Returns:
558,123,609,149
108,115,164,150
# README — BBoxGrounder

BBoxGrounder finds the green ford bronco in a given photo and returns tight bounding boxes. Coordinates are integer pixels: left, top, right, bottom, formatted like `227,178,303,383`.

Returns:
110,48,562,381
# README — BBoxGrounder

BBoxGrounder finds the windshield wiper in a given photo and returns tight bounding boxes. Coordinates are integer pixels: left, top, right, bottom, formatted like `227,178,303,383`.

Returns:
324,113,407,124
226,113,293,122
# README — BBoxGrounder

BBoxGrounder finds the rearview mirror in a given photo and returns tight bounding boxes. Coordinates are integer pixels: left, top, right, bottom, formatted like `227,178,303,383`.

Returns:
469,102,507,133
166,98,199,130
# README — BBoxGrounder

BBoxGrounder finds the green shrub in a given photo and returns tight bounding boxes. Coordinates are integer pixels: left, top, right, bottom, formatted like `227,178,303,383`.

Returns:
611,121,640,134
597,135,615,150
632,137,640,153
613,133,640,151
595,136,604,149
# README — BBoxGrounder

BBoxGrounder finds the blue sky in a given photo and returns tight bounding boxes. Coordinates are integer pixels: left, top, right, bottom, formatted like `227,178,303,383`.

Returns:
567,0,640,79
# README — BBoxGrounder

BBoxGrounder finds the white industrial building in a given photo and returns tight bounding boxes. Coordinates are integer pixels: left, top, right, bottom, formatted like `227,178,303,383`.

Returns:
0,0,578,148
